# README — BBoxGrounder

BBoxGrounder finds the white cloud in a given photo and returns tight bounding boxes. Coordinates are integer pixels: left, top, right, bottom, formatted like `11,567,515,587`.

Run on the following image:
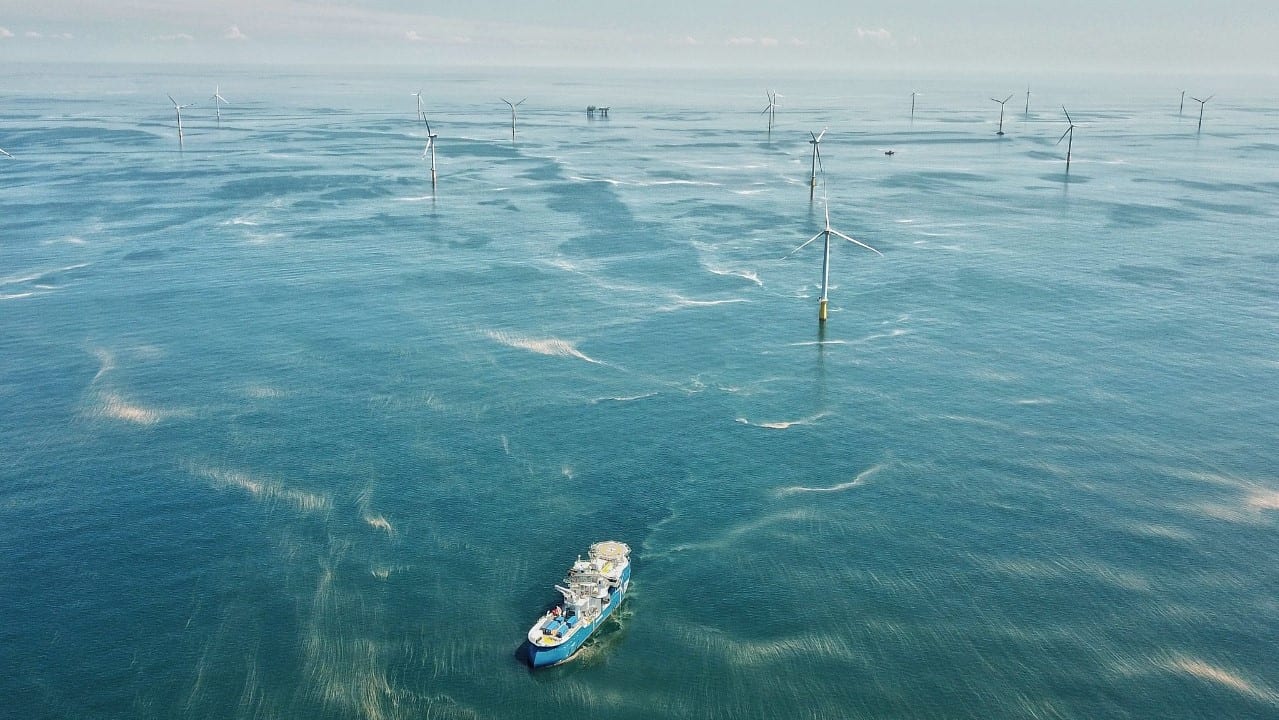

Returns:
153,32,194,42
760,37,778,47
727,37,756,46
0,27,13,39
25,31,42,39
856,27,893,43
405,30,423,42
224,25,247,41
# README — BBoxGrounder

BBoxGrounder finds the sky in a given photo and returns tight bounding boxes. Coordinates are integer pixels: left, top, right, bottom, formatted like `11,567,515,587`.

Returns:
1,1,1276,75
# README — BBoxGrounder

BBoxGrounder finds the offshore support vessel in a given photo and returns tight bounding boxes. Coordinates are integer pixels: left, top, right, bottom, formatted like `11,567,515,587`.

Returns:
523,541,631,667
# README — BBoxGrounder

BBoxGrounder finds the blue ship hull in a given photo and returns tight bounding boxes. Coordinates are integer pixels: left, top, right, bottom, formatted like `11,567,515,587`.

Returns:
524,565,630,668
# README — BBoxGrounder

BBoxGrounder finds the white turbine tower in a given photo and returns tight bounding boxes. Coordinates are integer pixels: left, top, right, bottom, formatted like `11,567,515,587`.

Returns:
1024,85,1031,116
412,89,426,124
210,85,229,124
807,128,826,202
762,90,780,139
784,189,882,323
991,93,1013,135
911,90,920,122
501,97,526,141
1191,94,1213,132
1057,106,1077,173
423,119,438,188
167,94,195,147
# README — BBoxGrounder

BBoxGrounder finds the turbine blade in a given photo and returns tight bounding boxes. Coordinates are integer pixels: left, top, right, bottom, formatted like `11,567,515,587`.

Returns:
815,128,827,142
1003,93,1014,104
815,145,823,173
517,98,527,106
783,232,825,260
830,230,884,256
1062,106,1072,124
1056,127,1072,145
167,94,179,107
425,120,433,135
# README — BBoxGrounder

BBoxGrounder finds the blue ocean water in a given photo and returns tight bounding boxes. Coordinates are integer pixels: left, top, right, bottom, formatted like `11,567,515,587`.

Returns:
2,64,1277,718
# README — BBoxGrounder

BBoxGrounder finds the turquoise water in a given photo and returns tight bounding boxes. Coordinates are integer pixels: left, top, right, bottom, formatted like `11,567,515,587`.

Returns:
2,64,1277,718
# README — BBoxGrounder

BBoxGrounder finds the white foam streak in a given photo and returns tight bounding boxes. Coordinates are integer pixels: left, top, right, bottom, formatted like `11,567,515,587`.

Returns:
736,411,829,430
591,392,658,404
704,265,763,286
778,463,884,495
1166,656,1278,703
485,330,601,364
191,464,332,514
95,391,165,425
659,295,748,311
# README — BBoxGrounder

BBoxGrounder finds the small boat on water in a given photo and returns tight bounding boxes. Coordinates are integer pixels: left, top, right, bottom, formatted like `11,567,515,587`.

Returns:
523,540,631,668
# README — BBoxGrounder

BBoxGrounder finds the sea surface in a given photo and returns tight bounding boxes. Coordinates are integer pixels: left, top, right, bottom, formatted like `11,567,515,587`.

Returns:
2,64,1277,719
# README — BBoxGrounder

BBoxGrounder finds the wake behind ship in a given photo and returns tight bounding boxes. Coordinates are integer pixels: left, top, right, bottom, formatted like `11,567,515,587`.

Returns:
523,541,631,668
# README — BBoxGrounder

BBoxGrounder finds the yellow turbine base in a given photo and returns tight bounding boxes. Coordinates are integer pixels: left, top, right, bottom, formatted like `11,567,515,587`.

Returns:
819,299,828,322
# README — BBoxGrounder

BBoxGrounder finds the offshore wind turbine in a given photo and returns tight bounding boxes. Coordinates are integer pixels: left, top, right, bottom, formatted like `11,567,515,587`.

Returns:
911,91,919,122
1191,94,1213,132
1179,90,1186,116
423,119,438,188
1024,85,1031,116
501,97,526,141
167,94,195,146
1057,106,1077,173
412,89,426,124
210,85,229,124
762,90,780,139
783,189,882,323
991,93,1013,135
807,128,826,202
